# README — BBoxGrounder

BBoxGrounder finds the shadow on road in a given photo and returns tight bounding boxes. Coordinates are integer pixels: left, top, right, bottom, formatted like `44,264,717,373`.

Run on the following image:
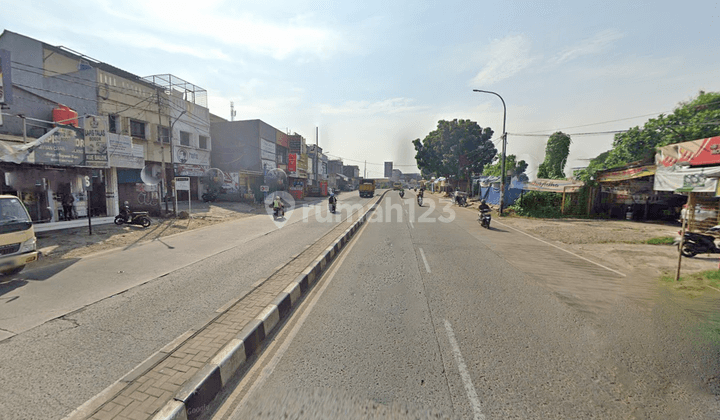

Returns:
19,258,82,282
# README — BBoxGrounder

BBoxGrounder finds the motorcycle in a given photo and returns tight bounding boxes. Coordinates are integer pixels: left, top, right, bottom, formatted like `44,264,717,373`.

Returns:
328,201,337,213
399,190,405,198
455,193,468,207
676,226,720,257
479,209,492,229
114,202,152,228
417,195,423,206
202,189,218,202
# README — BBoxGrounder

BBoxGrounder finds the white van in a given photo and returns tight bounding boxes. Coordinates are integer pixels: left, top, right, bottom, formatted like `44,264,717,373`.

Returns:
0,195,39,275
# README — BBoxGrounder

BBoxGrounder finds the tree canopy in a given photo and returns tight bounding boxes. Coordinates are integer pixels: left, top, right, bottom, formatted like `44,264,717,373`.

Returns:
483,154,529,181
537,131,572,179
413,119,496,179
577,91,720,183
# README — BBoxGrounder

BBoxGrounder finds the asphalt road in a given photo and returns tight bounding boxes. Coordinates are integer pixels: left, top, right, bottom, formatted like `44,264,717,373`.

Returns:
216,191,720,419
0,192,372,420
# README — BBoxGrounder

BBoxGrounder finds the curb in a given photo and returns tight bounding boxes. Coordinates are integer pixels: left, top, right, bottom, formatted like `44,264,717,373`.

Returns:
152,195,384,420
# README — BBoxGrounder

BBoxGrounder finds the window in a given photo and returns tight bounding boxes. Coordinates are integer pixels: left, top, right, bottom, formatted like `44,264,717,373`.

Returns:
199,135,208,149
130,119,146,139
180,131,191,146
158,126,169,143
108,115,118,133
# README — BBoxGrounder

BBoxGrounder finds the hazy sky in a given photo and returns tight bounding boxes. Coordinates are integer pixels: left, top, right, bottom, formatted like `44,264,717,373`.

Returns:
2,1,718,178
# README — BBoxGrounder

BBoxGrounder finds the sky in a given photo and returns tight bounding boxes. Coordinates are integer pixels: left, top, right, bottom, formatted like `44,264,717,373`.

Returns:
2,0,719,178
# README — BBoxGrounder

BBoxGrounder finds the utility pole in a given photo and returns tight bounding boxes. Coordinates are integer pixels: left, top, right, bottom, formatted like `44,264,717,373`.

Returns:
230,101,236,121
157,89,167,213
315,126,319,183
364,160,367,179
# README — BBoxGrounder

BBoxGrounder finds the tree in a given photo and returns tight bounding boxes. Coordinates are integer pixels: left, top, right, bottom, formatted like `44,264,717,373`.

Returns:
578,91,720,183
537,131,572,179
483,154,529,181
413,119,496,181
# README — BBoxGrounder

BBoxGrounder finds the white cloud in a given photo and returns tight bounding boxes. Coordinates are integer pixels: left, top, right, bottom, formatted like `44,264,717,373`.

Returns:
470,35,535,86
550,29,624,65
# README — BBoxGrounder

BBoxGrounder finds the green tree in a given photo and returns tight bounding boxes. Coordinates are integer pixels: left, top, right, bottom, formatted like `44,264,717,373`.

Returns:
483,154,529,181
578,91,720,183
413,119,496,180
537,131,572,179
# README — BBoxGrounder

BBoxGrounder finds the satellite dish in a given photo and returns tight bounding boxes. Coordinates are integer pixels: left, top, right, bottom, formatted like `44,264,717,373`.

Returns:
141,164,162,185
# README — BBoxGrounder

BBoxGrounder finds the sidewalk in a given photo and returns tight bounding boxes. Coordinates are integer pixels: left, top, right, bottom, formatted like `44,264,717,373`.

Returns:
63,193,384,420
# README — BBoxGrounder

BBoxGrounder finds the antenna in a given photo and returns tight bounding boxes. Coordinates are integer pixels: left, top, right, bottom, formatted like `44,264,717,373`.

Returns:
230,101,237,121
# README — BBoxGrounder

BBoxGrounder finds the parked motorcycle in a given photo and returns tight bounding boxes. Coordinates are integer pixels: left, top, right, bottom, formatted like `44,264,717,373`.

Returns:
202,189,218,202
479,209,492,229
114,202,151,228
676,226,720,257
455,193,468,207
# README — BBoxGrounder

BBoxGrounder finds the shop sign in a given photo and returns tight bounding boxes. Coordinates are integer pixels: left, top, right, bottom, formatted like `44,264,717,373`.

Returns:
523,178,584,193
596,165,655,183
176,163,210,177
288,153,297,172
260,138,276,161
175,177,190,191
174,146,210,166
289,138,302,153
657,136,720,167
83,115,109,168
34,127,85,166
262,159,276,173
298,153,308,171
276,132,289,148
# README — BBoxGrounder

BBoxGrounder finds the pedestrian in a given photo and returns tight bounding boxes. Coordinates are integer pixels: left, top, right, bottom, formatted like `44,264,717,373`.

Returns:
62,193,74,221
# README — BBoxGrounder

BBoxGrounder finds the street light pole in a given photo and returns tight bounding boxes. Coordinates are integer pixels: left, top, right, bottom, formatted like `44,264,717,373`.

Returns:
473,89,507,215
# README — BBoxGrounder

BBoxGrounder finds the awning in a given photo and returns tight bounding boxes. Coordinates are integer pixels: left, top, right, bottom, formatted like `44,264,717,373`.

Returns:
336,173,349,181
596,165,655,183
0,127,59,164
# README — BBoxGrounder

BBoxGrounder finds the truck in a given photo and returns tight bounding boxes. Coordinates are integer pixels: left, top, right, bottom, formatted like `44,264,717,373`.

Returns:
359,179,375,198
0,195,39,275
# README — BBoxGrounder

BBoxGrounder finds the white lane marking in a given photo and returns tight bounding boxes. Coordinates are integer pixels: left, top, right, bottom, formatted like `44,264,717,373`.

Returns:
444,319,485,420
409,220,415,229
224,212,374,418
493,219,626,277
419,248,431,273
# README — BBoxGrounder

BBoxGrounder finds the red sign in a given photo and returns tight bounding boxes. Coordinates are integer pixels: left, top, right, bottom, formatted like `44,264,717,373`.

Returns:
288,153,297,172
658,136,720,167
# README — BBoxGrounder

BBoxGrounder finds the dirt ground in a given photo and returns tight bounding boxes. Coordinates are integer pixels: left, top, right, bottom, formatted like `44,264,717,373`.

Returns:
32,193,720,294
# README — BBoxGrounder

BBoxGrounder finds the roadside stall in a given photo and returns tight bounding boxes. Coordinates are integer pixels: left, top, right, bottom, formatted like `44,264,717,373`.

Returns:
522,178,584,214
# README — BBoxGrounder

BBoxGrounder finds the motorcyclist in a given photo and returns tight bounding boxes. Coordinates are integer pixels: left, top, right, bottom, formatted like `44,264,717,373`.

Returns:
418,186,425,198
478,199,490,212
328,192,337,211
273,195,284,216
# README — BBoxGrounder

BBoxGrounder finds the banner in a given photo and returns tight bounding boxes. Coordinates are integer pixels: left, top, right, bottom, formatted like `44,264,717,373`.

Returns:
523,178,584,193
653,164,720,192
34,127,85,166
260,138,276,161
596,165,655,183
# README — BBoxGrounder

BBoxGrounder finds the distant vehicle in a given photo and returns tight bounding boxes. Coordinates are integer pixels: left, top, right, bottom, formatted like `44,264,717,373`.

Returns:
359,179,375,198
393,182,403,191
0,195,39,275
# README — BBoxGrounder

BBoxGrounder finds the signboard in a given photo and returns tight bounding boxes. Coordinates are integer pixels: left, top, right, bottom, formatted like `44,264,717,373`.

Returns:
108,133,144,168
657,136,720,167
289,138,302,153
175,163,210,177
653,164,720,193
596,165,655,183
174,146,210,166
288,153,297,172
523,178,584,193
83,115,109,168
34,127,85,166
298,153,308,171
260,185,269,192
262,159,276,173
277,132,289,148
260,138,276,161
175,177,190,191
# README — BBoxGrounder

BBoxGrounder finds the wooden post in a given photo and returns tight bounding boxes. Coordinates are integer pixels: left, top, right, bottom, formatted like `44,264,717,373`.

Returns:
561,186,567,215
676,192,693,281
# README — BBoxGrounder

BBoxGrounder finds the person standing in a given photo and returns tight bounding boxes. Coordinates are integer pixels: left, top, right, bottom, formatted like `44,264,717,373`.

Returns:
62,193,74,221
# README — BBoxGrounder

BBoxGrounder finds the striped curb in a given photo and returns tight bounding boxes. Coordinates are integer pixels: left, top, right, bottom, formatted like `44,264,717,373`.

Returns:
148,192,386,420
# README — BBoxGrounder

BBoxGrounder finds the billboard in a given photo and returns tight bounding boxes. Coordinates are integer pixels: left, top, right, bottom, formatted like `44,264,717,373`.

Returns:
384,161,393,178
